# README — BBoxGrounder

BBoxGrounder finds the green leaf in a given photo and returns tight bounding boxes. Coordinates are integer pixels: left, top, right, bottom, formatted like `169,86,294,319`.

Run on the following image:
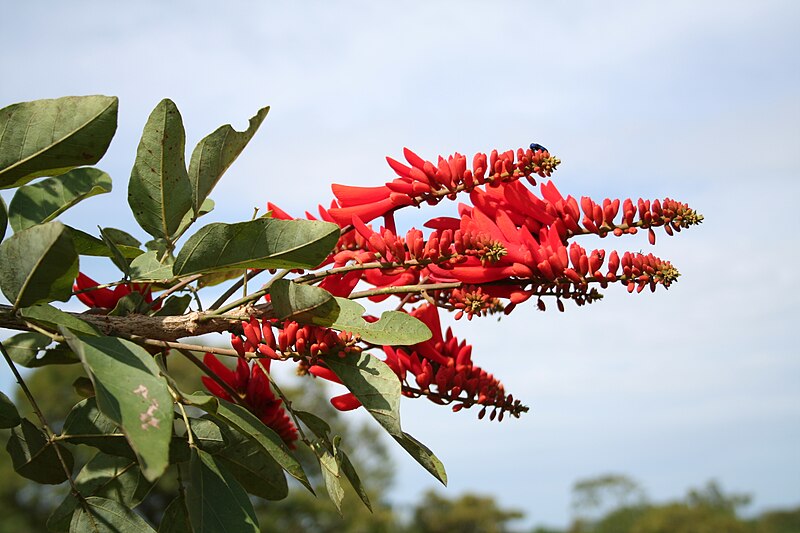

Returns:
0,221,78,309
319,297,432,345
67,226,143,259
62,398,135,460
168,417,228,463
324,351,402,435
73,376,96,398
392,432,447,485
294,410,331,439
0,95,118,189
212,418,288,501
61,331,173,481
313,442,344,515
0,196,7,241
188,106,269,215
270,280,337,320
107,292,148,316
173,218,338,275
186,448,259,533
324,351,446,485
152,294,192,317
129,251,174,281
128,99,192,240
69,496,155,532
6,417,74,484
0,390,21,428
3,331,79,367
8,167,112,232
48,452,153,532
19,303,100,336
338,449,372,512
158,494,190,533
98,226,131,276
176,197,214,239
186,392,311,492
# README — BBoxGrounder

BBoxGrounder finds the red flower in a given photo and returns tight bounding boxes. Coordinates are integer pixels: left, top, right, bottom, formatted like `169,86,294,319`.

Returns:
73,272,159,310
201,353,298,447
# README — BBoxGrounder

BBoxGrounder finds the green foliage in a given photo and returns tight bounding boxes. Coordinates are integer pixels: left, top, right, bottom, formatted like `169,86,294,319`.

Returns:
61,332,173,481
173,217,340,274
325,351,447,485
0,95,118,189
186,392,310,491
0,221,78,309
8,167,112,232
47,453,153,532
70,496,156,532
409,489,524,533
188,106,269,215
0,390,21,428
186,448,260,532
128,99,192,241
6,418,74,485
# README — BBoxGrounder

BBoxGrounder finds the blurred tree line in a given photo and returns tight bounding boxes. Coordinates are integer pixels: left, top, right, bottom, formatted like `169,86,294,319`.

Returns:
1,359,798,533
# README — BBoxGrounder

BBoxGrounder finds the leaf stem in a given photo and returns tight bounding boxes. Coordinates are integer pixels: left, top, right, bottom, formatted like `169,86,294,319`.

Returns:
207,268,266,311
144,274,203,312
349,282,461,300
205,269,289,317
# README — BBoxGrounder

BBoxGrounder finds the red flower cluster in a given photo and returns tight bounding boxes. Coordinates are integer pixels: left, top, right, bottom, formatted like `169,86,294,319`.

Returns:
260,144,701,421
201,353,298,447
384,304,525,419
327,146,560,226
73,272,159,310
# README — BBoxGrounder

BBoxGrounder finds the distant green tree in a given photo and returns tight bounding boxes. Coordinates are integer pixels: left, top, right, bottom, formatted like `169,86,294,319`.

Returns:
754,506,800,533
408,489,524,533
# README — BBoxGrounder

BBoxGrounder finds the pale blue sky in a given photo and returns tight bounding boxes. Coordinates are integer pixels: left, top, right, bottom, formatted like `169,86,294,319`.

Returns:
1,1,798,528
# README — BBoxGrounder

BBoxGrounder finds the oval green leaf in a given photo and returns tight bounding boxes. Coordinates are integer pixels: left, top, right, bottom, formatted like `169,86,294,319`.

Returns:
2,331,80,367
48,453,153,532
61,331,173,481
69,496,155,533
128,99,192,240
158,494,190,533
0,221,78,309
129,250,174,281
0,95,118,189
324,351,446,485
8,167,112,232
188,106,269,214
0,390,21,428
173,218,339,275
186,392,311,492
270,279,336,320
312,297,432,345
213,419,288,501
61,397,135,459
19,303,100,336
6,417,74,484
186,448,259,533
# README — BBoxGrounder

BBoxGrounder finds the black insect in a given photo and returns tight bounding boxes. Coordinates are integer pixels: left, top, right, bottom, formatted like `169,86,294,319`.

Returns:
529,142,548,153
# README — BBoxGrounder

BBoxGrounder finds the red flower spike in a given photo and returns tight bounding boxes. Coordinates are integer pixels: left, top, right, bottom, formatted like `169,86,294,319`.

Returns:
201,353,297,446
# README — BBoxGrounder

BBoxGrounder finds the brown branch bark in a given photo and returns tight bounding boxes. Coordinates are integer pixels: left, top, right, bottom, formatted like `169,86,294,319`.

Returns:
0,303,274,341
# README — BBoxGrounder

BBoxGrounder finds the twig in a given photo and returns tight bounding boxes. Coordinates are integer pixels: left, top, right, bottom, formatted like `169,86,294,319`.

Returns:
144,274,203,312
349,282,461,300
205,269,289,318
208,269,267,311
